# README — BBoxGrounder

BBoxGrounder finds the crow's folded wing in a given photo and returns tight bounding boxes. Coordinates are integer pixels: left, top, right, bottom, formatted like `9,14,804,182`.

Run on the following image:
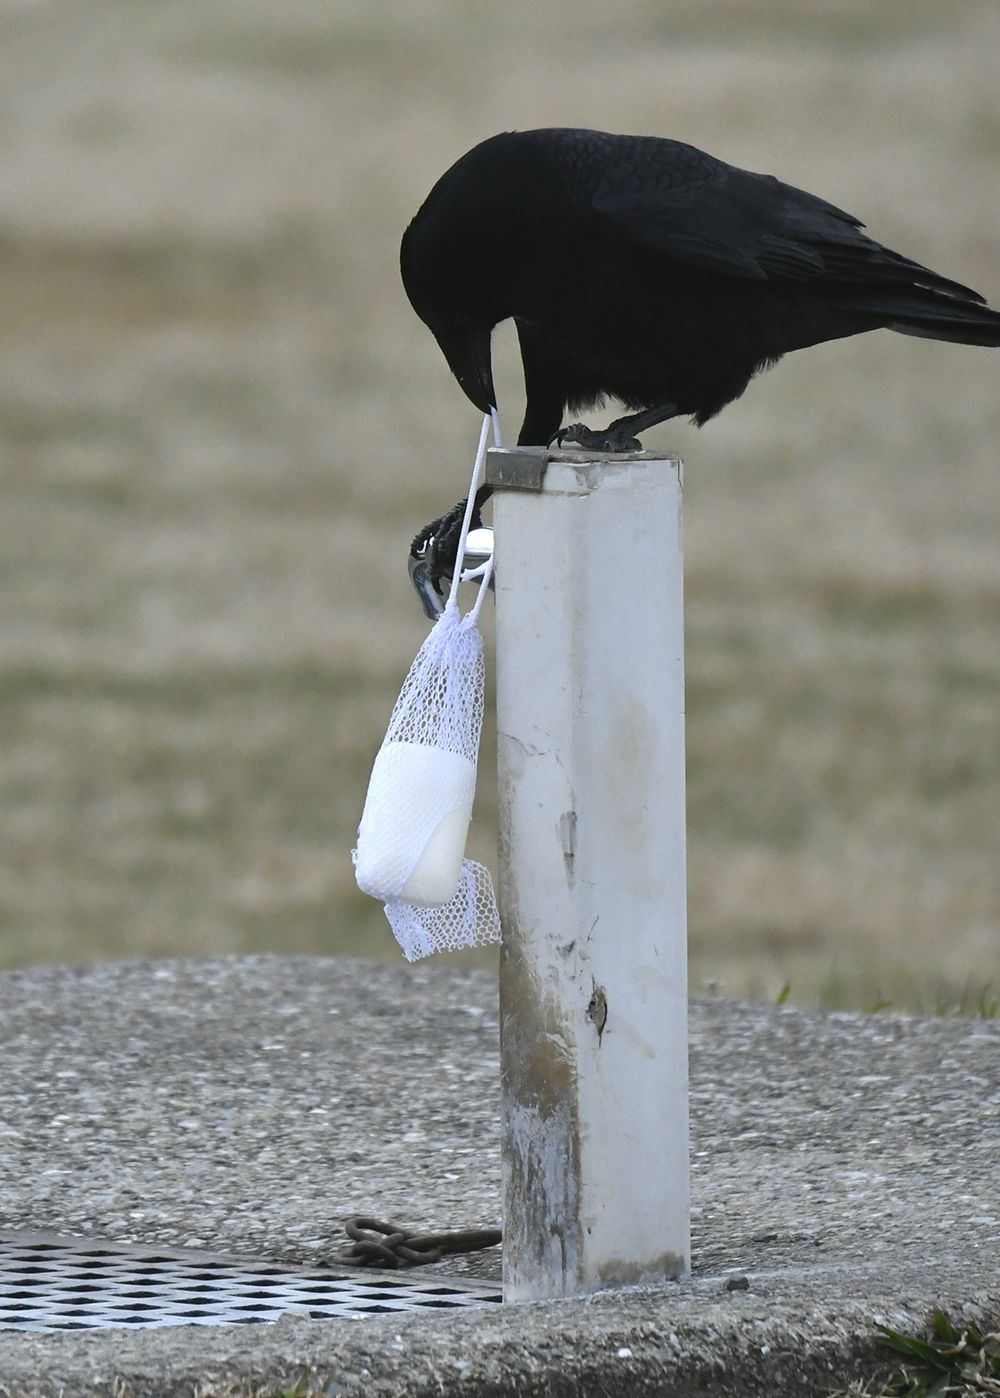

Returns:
589,140,983,302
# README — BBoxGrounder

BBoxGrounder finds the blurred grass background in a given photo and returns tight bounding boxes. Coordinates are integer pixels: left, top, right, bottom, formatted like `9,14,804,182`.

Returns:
0,0,998,1010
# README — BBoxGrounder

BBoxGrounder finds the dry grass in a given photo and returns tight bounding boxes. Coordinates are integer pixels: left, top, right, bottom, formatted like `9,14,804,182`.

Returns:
0,0,998,1008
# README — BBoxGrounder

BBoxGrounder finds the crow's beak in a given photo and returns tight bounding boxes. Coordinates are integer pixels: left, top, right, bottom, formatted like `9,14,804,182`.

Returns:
434,322,496,414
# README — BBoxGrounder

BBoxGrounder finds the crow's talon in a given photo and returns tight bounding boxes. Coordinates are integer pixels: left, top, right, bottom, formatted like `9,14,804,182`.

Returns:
410,501,467,573
410,521,437,561
551,423,644,453
409,498,473,619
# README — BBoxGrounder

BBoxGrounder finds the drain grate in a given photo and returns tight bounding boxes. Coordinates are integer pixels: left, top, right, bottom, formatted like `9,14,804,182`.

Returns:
0,1231,502,1332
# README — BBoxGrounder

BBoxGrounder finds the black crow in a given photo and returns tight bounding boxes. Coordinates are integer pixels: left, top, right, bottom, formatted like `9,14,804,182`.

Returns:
402,127,1000,587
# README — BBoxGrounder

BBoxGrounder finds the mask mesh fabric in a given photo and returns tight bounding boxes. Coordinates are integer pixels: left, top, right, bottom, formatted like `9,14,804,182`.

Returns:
353,413,502,960
386,604,485,760
384,856,499,962
353,609,500,959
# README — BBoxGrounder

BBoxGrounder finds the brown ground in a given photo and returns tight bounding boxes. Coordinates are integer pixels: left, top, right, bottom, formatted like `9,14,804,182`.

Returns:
0,0,998,1009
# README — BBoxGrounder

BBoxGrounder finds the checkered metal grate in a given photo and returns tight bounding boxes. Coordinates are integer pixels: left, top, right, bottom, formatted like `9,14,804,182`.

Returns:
0,1231,502,1332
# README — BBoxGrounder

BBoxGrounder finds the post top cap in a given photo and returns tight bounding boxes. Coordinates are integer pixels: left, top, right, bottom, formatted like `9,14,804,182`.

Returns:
485,446,681,492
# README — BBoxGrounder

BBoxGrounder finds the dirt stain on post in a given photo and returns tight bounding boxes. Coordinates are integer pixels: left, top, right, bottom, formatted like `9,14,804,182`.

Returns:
586,982,608,1044
559,809,577,886
499,890,581,1289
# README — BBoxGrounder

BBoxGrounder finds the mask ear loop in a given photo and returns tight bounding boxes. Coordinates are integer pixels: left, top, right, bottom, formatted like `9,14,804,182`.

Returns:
460,408,502,626
444,413,493,614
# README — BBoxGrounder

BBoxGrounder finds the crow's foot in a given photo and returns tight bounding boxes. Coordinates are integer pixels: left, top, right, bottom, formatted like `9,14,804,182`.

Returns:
410,497,470,575
550,423,643,453
409,498,472,620
550,402,680,452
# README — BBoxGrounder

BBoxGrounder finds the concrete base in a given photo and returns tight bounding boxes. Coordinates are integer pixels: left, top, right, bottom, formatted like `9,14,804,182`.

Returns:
0,955,997,1395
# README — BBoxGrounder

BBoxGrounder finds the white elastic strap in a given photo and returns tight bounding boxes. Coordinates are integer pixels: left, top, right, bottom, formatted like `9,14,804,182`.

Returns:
466,550,495,625
445,414,492,611
460,408,501,624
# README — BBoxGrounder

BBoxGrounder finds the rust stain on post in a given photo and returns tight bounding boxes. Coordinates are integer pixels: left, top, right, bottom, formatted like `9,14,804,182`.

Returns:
499,884,582,1289
586,982,608,1044
558,810,577,885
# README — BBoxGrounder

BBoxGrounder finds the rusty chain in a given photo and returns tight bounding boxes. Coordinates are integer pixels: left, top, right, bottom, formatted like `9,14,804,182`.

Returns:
335,1216,501,1269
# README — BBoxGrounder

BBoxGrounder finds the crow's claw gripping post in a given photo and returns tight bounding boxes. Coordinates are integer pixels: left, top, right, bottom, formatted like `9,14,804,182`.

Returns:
550,423,644,453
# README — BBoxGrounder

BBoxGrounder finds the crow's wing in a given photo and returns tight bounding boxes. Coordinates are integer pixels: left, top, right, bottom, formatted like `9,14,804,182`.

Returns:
587,137,983,302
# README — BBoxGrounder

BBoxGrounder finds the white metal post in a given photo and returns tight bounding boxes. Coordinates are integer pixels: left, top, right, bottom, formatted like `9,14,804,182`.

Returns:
489,446,689,1303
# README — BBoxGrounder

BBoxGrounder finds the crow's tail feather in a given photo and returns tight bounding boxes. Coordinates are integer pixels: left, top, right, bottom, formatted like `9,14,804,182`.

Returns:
889,308,1000,348
853,285,1000,348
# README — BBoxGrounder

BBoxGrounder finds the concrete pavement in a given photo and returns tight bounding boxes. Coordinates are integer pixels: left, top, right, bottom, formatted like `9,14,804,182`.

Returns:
0,955,996,1395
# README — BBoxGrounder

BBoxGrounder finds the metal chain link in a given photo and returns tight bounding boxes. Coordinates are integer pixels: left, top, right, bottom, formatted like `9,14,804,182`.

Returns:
336,1216,502,1269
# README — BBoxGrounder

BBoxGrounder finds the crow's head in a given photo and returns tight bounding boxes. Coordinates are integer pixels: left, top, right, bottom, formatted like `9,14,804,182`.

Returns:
400,196,503,415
